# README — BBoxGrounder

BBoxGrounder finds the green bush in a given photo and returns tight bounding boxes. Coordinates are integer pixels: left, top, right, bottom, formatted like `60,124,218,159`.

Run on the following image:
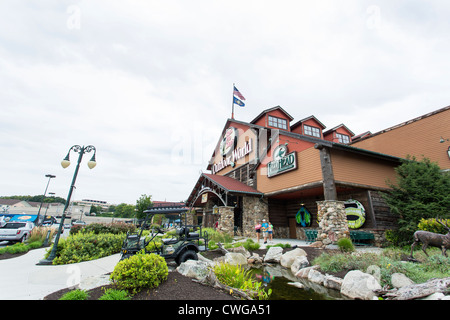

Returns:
417,218,450,234
59,289,90,300
110,252,168,293
98,288,131,300
337,237,355,253
46,231,125,264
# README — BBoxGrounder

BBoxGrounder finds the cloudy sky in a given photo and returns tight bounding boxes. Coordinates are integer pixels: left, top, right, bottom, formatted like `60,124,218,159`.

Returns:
0,1,449,205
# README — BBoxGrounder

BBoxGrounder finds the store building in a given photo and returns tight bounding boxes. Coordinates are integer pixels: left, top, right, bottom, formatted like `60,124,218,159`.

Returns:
186,105,450,246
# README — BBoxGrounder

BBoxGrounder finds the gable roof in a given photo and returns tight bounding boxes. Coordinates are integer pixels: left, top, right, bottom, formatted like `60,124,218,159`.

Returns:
323,123,355,137
291,115,326,130
186,173,262,207
250,106,294,124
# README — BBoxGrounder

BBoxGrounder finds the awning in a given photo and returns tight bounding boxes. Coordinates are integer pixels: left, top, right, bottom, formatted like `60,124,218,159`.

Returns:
186,173,263,207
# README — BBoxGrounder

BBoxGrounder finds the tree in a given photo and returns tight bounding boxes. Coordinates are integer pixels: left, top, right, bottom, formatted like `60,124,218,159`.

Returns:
383,156,450,245
136,194,153,220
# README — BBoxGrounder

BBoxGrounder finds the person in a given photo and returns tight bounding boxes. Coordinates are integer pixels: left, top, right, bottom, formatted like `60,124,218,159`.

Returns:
254,221,261,243
261,219,269,244
268,221,273,241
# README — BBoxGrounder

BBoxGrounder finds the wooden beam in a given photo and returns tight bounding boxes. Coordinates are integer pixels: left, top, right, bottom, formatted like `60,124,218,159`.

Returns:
315,144,337,200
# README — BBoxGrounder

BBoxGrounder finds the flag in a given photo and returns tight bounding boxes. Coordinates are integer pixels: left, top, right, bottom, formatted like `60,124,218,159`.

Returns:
233,86,246,101
233,96,245,107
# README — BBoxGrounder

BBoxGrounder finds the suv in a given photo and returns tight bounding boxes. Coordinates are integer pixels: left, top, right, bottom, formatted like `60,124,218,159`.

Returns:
0,221,34,243
121,213,209,265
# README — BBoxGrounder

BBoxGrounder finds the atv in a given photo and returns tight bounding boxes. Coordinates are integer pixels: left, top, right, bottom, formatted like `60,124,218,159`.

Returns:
120,210,209,265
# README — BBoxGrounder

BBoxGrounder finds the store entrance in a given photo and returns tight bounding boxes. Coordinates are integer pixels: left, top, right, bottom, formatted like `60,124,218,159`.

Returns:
232,196,243,235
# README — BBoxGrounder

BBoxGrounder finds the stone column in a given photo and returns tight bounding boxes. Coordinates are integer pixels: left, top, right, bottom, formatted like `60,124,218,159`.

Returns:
313,200,349,247
242,196,269,237
217,206,234,236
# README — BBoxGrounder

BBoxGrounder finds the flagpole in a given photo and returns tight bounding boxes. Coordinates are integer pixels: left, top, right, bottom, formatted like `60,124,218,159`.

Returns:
231,83,235,119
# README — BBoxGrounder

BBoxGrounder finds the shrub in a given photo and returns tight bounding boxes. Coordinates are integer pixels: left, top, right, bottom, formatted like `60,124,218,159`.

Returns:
110,252,168,293
98,288,131,300
47,231,125,264
213,262,272,300
337,237,355,253
59,289,90,300
417,218,450,234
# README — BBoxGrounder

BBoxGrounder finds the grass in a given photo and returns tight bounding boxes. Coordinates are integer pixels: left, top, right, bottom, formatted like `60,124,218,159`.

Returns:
313,246,450,287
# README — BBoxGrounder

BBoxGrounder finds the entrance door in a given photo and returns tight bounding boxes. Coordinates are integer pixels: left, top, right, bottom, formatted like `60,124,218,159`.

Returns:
288,218,297,239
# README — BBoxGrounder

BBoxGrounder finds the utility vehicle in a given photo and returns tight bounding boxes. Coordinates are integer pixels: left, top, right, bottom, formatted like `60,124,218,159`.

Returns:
120,209,209,265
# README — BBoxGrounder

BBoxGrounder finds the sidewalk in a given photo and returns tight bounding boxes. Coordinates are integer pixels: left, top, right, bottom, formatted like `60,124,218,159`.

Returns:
0,248,120,300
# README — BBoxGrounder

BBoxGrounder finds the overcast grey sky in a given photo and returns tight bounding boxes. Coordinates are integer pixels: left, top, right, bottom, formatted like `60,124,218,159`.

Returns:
0,1,449,205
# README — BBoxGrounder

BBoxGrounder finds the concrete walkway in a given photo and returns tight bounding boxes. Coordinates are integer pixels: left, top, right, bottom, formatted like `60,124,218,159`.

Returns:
0,248,120,300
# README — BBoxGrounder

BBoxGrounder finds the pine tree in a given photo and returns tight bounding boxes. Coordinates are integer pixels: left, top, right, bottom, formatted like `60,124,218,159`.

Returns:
383,156,450,245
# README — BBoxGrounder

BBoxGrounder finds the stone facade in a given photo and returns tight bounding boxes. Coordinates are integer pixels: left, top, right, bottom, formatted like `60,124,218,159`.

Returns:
217,206,234,235
313,200,350,247
242,196,269,237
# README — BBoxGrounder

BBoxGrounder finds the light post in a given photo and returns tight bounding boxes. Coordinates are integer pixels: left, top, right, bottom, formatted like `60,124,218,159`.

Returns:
38,145,96,265
36,174,56,225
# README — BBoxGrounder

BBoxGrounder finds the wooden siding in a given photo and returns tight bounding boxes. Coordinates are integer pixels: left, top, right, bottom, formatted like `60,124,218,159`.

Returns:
257,146,323,194
352,107,450,170
330,149,397,190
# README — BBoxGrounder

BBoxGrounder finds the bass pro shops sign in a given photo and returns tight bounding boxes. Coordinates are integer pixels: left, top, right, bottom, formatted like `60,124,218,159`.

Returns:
267,144,297,177
212,127,253,174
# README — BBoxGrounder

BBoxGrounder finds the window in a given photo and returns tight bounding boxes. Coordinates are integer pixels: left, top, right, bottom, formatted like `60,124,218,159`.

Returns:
304,125,321,138
268,116,287,130
336,133,350,144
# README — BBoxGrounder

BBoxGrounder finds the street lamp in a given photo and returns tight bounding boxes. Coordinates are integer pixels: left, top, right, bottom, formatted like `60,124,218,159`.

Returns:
36,174,56,226
38,145,97,265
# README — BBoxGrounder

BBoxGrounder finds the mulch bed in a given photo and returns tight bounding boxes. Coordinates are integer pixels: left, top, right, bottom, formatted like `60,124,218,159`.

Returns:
43,246,337,300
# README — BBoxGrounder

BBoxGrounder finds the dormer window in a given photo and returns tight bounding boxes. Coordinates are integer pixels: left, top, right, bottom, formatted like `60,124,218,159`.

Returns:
268,116,287,130
304,125,321,138
337,133,350,144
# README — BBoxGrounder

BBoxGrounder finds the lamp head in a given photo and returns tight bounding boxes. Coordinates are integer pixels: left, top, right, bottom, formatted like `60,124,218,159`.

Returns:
61,154,70,169
87,153,96,169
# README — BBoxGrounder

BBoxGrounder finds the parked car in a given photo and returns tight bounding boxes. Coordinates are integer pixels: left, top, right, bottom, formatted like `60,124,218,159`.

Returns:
0,221,34,243
72,220,86,227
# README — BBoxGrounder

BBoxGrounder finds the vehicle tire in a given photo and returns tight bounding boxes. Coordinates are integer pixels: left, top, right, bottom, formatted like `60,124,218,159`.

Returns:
176,250,198,265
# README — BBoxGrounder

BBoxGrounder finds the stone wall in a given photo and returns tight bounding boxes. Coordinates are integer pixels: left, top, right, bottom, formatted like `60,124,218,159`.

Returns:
242,196,269,237
313,200,349,247
217,206,234,235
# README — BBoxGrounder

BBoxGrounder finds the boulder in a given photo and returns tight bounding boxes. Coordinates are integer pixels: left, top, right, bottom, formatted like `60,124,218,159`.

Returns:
263,246,283,263
295,265,319,279
391,273,414,289
308,269,325,285
228,246,251,258
290,256,309,274
280,248,307,268
224,252,248,266
341,270,381,300
176,260,210,281
323,275,343,291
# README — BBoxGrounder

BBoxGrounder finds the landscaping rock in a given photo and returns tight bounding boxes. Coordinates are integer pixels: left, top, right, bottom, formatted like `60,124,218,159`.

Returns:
263,246,283,263
287,282,304,289
308,269,325,285
228,246,251,258
290,256,309,274
176,260,210,281
224,252,248,266
341,270,381,300
295,265,319,279
247,253,263,265
391,273,414,288
323,275,343,291
280,248,307,268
